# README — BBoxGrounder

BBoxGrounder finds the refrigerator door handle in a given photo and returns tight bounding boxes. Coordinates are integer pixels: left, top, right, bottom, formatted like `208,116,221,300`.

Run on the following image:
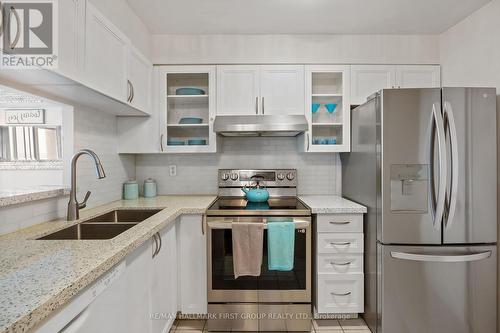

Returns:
390,250,491,263
443,101,459,229
429,103,447,228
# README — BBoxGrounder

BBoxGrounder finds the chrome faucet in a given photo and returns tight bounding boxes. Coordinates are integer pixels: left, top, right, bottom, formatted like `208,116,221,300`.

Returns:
67,149,106,221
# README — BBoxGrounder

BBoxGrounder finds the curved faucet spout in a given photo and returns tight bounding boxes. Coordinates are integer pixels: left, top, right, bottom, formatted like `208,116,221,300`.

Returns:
67,149,106,221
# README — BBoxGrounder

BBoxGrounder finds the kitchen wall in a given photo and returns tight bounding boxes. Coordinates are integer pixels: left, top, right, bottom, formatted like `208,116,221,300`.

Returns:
0,108,135,235
152,34,440,64
136,137,341,196
439,0,500,330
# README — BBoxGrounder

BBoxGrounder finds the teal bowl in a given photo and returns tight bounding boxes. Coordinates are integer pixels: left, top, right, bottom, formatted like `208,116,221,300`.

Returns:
325,103,337,113
187,139,207,145
179,117,203,124
176,87,205,95
167,140,185,146
312,103,321,114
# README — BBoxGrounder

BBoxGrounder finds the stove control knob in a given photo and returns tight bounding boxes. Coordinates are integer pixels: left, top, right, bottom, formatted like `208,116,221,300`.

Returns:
277,173,285,181
230,173,239,181
286,172,295,181
221,173,230,181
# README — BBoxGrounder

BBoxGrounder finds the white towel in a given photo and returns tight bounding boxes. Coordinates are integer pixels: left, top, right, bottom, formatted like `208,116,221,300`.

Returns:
232,222,264,278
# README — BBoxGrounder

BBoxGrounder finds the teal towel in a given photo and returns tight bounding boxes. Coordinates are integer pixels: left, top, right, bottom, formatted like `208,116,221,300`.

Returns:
267,221,295,271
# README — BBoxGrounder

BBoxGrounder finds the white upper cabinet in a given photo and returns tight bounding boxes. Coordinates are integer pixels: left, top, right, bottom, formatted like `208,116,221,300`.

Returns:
396,65,441,88
217,65,260,116
260,65,305,115
56,0,86,81
84,2,130,102
159,66,217,153
217,65,305,116
351,65,441,105
127,46,152,114
303,65,351,153
351,65,396,105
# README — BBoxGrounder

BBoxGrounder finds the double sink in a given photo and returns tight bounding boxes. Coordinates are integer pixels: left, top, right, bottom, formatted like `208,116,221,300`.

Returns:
38,209,162,240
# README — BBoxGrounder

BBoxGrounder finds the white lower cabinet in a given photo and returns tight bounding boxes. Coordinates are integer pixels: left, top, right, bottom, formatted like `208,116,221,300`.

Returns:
177,215,207,314
314,213,364,315
151,223,178,333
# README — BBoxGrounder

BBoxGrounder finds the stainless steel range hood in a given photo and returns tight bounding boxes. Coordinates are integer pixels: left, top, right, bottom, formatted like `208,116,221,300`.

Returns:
213,115,308,137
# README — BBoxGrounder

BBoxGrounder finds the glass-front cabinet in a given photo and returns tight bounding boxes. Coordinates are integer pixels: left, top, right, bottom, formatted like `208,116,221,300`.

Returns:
159,66,217,153
303,65,351,152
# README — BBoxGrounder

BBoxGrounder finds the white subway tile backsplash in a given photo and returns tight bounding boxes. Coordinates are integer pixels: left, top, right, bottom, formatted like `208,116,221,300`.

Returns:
136,137,341,196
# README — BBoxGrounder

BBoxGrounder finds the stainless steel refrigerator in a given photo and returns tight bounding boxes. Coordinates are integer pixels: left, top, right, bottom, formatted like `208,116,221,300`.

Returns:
342,88,497,333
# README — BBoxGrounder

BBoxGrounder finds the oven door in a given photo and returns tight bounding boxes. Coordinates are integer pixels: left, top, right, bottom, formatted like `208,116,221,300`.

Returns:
207,216,311,303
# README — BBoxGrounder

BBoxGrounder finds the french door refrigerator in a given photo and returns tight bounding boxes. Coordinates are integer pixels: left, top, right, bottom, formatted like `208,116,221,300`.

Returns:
342,88,497,333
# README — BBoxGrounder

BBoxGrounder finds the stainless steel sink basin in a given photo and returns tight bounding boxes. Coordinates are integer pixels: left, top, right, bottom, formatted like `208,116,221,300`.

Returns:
84,209,162,223
37,222,138,240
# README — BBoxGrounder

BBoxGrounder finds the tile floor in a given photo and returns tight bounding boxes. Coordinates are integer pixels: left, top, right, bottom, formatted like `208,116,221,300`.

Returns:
170,318,372,333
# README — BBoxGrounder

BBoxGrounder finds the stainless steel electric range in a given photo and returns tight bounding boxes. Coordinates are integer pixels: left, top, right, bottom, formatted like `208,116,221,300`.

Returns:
206,169,312,332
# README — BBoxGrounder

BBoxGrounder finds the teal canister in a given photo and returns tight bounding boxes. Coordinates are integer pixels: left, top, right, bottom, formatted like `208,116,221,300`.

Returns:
143,178,157,198
123,179,139,200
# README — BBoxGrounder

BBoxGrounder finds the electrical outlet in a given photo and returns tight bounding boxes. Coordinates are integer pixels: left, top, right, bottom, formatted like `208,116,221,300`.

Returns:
169,165,177,176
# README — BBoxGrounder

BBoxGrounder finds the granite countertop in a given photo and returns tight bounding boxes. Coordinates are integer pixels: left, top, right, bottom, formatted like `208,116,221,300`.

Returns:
0,195,216,333
299,195,367,214
0,186,70,208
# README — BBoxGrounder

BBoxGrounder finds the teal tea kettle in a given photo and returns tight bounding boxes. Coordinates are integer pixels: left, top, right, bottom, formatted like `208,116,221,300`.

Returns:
242,178,269,203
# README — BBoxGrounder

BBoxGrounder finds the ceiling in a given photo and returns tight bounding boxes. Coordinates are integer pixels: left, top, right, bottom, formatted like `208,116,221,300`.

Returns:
128,0,490,34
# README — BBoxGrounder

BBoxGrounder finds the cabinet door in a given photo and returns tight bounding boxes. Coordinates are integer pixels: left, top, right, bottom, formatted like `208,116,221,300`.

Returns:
260,65,305,115
57,0,86,80
151,223,177,333
177,215,207,314
396,65,441,88
217,65,260,116
128,46,152,114
84,2,129,101
351,65,396,105
125,240,153,333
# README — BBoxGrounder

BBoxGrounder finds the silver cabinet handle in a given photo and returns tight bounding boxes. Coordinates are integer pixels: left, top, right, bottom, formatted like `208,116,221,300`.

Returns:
329,221,350,225
306,133,310,151
391,251,492,263
262,96,265,114
152,234,159,258
130,81,135,103
156,232,162,254
330,261,352,266
429,103,447,228
127,80,132,102
443,101,458,229
9,6,20,49
160,134,164,151
330,241,351,246
255,97,258,114
202,215,206,235
330,291,351,296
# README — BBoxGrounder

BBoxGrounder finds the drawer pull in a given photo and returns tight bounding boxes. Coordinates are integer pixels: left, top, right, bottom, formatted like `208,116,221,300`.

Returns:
330,242,351,246
329,221,350,225
330,261,352,266
330,291,352,296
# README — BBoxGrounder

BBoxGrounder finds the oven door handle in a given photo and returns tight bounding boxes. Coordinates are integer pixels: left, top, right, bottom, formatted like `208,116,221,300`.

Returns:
207,221,310,230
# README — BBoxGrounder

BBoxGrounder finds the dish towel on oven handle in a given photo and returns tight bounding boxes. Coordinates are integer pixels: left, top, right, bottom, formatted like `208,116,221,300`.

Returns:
232,222,265,278
267,221,295,271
